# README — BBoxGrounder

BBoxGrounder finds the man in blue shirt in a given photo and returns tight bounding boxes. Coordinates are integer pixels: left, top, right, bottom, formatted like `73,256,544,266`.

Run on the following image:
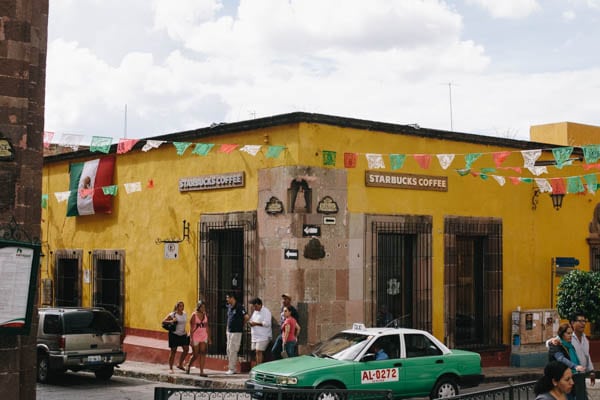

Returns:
370,343,389,360
225,293,248,374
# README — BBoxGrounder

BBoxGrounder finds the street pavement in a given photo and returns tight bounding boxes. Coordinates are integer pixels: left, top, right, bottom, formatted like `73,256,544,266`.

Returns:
113,360,544,389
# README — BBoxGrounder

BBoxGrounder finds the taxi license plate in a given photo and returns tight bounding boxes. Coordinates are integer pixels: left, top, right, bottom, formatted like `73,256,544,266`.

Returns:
87,355,102,363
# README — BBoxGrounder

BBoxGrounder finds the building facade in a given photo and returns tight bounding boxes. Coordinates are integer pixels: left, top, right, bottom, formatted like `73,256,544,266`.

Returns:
41,113,599,363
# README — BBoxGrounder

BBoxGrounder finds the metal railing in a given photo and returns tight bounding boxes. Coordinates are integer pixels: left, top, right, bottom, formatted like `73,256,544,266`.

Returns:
154,387,393,400
444,381,536,400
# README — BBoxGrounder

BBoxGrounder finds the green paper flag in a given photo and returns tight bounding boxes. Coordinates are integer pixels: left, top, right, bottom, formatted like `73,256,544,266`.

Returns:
480,167,497,174
90,136,113,154
390,154,406,170
520,177,533,183
465,153,482,169
456,169,470,176
102,185,118,196
266,145,285,159
552,147,573,169
582,145,600,164
173,142,192,156
192,143,215,156
567,176,585,193
584,174,598,193
322,150,336,166
41,194,48,209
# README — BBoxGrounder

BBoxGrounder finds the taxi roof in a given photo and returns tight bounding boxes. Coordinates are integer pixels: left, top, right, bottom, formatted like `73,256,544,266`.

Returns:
342,323,426,336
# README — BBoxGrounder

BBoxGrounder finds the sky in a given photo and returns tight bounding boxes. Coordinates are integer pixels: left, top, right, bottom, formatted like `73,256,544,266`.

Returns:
44,0,600,142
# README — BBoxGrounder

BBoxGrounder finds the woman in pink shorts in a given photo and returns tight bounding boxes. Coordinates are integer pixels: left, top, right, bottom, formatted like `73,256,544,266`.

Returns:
187,300,210,376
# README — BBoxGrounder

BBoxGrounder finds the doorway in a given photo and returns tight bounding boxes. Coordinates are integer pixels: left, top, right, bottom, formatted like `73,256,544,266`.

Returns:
54,249,82,307
200,212,257,357
92,250,125,330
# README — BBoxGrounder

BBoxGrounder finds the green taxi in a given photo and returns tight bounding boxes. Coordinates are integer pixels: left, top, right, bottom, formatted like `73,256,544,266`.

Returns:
245,324,483,399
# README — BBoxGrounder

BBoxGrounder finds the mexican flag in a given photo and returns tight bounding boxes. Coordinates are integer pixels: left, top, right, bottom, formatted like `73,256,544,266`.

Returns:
66,156,116,217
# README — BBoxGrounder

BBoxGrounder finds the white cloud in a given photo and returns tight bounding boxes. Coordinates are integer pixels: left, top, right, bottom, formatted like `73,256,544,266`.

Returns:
467,0,541,19
562,10,576,21
44,0,600,141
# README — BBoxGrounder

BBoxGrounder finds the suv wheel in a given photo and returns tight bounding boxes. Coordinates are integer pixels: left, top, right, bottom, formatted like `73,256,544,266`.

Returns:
94,365,114,380
37,353,53,383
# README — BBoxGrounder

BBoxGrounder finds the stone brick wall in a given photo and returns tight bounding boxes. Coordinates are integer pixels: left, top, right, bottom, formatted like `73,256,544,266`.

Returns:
0,1,48,399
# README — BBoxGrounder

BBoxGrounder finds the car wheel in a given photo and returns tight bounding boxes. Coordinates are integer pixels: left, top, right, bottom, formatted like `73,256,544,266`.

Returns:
37,353,53,383
316,383,343,400
94,365,114,380
430,377,459,399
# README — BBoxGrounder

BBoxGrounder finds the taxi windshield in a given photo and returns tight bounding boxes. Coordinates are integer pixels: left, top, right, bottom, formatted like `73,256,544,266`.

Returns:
312,332,371,361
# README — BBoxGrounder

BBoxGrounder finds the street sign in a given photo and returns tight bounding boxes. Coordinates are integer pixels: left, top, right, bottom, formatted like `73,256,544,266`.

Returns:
323,216,336,225
302,224,321,237
284,249,299,260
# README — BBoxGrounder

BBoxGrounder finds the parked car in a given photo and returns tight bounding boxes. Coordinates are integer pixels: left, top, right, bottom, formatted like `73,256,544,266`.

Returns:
245,323,483,399
36,307,126,383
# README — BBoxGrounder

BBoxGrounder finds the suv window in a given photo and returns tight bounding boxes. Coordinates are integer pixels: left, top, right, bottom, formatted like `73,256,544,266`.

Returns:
43,314,61,334
63,310,121,334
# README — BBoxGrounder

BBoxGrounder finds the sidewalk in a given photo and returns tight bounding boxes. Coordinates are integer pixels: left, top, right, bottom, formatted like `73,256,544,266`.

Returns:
113,360,543,388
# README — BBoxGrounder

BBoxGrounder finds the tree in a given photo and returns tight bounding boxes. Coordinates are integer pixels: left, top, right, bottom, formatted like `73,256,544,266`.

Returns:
556,269,600,323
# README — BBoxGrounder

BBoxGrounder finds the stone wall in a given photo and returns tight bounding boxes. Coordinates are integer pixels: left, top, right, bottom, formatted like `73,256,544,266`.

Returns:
0,1,48,399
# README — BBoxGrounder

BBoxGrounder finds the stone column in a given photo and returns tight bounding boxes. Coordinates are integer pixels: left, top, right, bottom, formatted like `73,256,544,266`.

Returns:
0,1,48,399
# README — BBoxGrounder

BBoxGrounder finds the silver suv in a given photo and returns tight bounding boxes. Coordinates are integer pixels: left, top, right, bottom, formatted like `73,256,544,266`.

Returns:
36,307,126,383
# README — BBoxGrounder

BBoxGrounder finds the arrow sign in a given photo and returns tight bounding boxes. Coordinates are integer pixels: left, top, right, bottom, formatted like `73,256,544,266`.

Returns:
284,249,299,260
302,224,321,237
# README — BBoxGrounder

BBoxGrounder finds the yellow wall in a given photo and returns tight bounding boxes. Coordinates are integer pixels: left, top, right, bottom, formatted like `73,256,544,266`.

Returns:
531,121,600,146
41,119,598,345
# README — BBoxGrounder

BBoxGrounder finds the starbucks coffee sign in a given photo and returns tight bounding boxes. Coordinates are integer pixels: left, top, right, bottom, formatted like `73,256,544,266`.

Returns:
365,171,448,192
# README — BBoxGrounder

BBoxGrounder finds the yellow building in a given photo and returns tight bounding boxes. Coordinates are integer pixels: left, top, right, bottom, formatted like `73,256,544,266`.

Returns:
41,113,600,366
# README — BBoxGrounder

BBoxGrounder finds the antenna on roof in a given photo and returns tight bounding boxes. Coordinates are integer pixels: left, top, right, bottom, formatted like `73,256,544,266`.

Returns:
448,82,454,131
123,104,128,139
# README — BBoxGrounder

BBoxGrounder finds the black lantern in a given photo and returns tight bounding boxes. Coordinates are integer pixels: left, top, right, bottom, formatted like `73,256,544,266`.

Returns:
550,193,565,210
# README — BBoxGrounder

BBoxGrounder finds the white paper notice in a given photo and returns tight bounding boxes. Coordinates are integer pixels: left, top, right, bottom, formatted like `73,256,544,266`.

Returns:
0,246,34,328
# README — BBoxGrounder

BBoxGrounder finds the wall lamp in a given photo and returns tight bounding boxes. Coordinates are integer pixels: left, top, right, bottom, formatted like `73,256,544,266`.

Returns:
532,189,565,211
155,220,190,244
550,193,565,211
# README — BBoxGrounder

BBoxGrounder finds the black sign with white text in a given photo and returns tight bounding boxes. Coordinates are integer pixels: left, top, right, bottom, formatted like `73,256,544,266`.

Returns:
302,225,321,237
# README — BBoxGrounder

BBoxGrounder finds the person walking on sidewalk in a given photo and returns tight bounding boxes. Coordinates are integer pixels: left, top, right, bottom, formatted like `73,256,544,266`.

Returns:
163,301,189,373
225,292,248,375
281,307,299,357
187,300,210,376
271,293,299,360
534,361,574,400
548,313,596,400
570,313,596,400
248,297,272,365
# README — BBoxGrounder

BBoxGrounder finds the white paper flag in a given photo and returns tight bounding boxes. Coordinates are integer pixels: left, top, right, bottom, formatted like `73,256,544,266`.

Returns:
124,182,142,194
535,178,552,193
492,175,506,186
528,166,548,176
239,145,262,156
54,191,71,202
437,154,455,170
59,134,84,151
142,140,166,152
521,149,542,169
366,153,385,169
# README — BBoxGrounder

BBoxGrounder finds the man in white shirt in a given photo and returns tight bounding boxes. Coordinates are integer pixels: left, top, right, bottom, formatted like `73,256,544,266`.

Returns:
248,297,272,365
570,313,595,400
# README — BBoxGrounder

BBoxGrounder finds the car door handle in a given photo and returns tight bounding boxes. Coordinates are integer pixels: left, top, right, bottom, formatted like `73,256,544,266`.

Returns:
394,363,403,367
435,359,444,364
